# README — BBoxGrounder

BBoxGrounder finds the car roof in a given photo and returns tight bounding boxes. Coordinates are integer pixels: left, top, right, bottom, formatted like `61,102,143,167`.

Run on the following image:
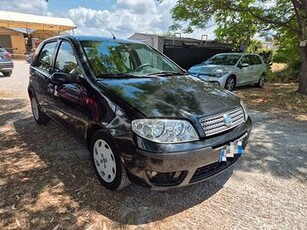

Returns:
213,52,260,56
49,35,143,45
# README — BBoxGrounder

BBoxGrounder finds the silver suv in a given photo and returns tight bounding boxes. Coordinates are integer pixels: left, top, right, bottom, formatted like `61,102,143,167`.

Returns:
0,48,14,77
188,53,267,91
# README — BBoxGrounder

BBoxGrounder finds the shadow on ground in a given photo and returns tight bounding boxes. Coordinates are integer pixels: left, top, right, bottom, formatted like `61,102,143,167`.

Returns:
0,97,233,229
1,96,306,229
239,111,307,183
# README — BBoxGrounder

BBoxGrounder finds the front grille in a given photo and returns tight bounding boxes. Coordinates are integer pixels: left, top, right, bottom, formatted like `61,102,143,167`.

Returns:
199,107,244,136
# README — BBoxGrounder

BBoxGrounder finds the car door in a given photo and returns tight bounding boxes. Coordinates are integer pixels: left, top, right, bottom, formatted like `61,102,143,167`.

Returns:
31,41,58,114
48,40,93,138
251,55,264,83
236,55,254,85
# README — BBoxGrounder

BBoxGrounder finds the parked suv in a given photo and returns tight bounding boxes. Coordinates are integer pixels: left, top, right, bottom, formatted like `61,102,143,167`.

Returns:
0,48,14,76
28,36,252,190
188,53,267,91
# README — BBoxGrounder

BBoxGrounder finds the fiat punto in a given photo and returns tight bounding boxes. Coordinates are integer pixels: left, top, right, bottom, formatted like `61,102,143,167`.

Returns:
28,35,252,190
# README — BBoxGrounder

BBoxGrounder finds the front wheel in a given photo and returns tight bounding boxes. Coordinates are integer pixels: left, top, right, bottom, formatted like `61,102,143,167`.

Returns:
30,96,50,124
90,131,130,191
2,71,12,77
225,76,236,91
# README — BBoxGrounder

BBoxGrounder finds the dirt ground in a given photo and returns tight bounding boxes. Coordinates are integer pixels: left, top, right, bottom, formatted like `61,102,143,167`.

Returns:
0,61,306,230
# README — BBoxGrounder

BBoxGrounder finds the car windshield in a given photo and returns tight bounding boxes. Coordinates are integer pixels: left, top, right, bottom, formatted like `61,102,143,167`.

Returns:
81,40,183,77
204,54,242,66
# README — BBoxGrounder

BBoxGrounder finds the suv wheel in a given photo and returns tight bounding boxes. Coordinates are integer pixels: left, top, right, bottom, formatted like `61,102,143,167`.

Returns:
30,96,50,124
256,74,266,88
2,71,12,77
90,131,130,191
225,76,236,91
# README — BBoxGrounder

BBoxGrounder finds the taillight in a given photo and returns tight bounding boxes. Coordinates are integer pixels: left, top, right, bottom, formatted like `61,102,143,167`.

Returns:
4,52,11,59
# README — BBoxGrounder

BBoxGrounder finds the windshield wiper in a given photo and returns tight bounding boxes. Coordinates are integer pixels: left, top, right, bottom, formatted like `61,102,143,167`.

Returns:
96,73,138,78
148,71,186,76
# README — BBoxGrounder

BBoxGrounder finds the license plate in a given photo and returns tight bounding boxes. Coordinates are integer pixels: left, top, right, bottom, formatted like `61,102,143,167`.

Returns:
219,140,243,162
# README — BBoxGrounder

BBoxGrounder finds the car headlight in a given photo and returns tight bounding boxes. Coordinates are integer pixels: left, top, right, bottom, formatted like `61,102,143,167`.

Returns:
240,100,249,121
213,69,228,78
132,119,199,143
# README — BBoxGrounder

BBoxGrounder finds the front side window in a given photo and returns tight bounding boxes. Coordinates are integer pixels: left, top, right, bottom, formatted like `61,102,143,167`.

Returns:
240,55,252,65
81,41,182,77
205,54,242,66
55,41,80,75
37,42,57,71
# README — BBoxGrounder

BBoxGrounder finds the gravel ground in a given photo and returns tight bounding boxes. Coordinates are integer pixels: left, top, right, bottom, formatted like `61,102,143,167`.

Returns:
0,61,306,230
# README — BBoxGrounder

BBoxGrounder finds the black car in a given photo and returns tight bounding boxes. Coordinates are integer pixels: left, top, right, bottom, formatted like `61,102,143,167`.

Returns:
28,35,252,191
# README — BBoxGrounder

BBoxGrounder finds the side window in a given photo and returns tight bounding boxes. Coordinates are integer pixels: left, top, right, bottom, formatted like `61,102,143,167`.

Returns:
55,41,80,75
240,56,250,65
37,42,57,71
251,55,262,65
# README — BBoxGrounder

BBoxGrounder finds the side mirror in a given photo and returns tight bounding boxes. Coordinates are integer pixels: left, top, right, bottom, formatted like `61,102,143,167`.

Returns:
239,63,249,68
51,72,74,84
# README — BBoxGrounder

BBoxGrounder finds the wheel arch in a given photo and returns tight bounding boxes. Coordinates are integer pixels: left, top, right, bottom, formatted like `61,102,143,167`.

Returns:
28,87,34,99
229,74,237,82
225,74,237,87
86,123,105,149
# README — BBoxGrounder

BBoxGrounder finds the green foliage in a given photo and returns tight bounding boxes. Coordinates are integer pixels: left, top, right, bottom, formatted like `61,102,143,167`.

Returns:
214,10,259,50
170,0,299,47
168,0,306,92
273,31,300,65
272,28,301,81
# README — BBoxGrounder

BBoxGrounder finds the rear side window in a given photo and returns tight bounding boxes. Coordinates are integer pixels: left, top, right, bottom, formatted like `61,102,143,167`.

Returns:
251,55,262,65
54,41,80,75
36,42,57,71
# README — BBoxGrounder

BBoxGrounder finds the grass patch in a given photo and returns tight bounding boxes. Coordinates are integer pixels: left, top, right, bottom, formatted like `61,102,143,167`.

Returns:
236,83,307,115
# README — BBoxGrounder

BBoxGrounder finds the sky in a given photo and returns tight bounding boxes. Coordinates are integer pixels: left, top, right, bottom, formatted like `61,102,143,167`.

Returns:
0,0,216,39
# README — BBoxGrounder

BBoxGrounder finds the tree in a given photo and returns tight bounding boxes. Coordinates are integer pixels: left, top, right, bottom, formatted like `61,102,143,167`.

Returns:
168,0,307,95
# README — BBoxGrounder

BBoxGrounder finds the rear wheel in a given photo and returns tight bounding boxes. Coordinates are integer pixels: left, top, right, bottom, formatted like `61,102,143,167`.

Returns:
225,76,236,91
2,70,12,77
90,131,130,191
256,74,266,88
30,96,50,124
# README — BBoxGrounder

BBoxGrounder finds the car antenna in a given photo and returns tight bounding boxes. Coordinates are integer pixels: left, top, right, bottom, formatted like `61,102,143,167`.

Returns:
94,15,116,39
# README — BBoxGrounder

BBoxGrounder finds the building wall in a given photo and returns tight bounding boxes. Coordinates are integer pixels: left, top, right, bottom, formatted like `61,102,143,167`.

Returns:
0,27,26,56
10,34,26,55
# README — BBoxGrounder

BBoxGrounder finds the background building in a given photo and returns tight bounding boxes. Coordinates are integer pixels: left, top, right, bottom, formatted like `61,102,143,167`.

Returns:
0,10,76,57
129,33,234,69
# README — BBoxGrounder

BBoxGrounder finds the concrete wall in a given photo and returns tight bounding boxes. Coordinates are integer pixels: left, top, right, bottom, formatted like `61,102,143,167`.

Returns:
10,34,26,55
0,27,26,56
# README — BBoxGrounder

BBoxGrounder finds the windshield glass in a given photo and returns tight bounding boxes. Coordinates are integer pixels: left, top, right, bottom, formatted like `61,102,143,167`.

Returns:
205,54,242,66
81,40,182,77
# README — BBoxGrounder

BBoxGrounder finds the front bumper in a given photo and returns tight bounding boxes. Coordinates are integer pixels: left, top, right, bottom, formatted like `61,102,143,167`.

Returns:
123,118,252,190
190,73,228,88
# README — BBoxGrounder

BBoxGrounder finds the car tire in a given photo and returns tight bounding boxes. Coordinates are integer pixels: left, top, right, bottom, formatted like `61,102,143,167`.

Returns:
30,95,50,124
2,71,12,77
90,131,130,191
225,76,236,91
256,74,266,88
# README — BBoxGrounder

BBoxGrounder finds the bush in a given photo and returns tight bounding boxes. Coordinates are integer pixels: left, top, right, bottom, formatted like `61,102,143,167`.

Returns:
267,64,300,83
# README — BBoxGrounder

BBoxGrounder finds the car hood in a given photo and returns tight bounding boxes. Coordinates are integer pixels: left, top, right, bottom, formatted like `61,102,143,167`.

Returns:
188,64,233,75
97,75,240,118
